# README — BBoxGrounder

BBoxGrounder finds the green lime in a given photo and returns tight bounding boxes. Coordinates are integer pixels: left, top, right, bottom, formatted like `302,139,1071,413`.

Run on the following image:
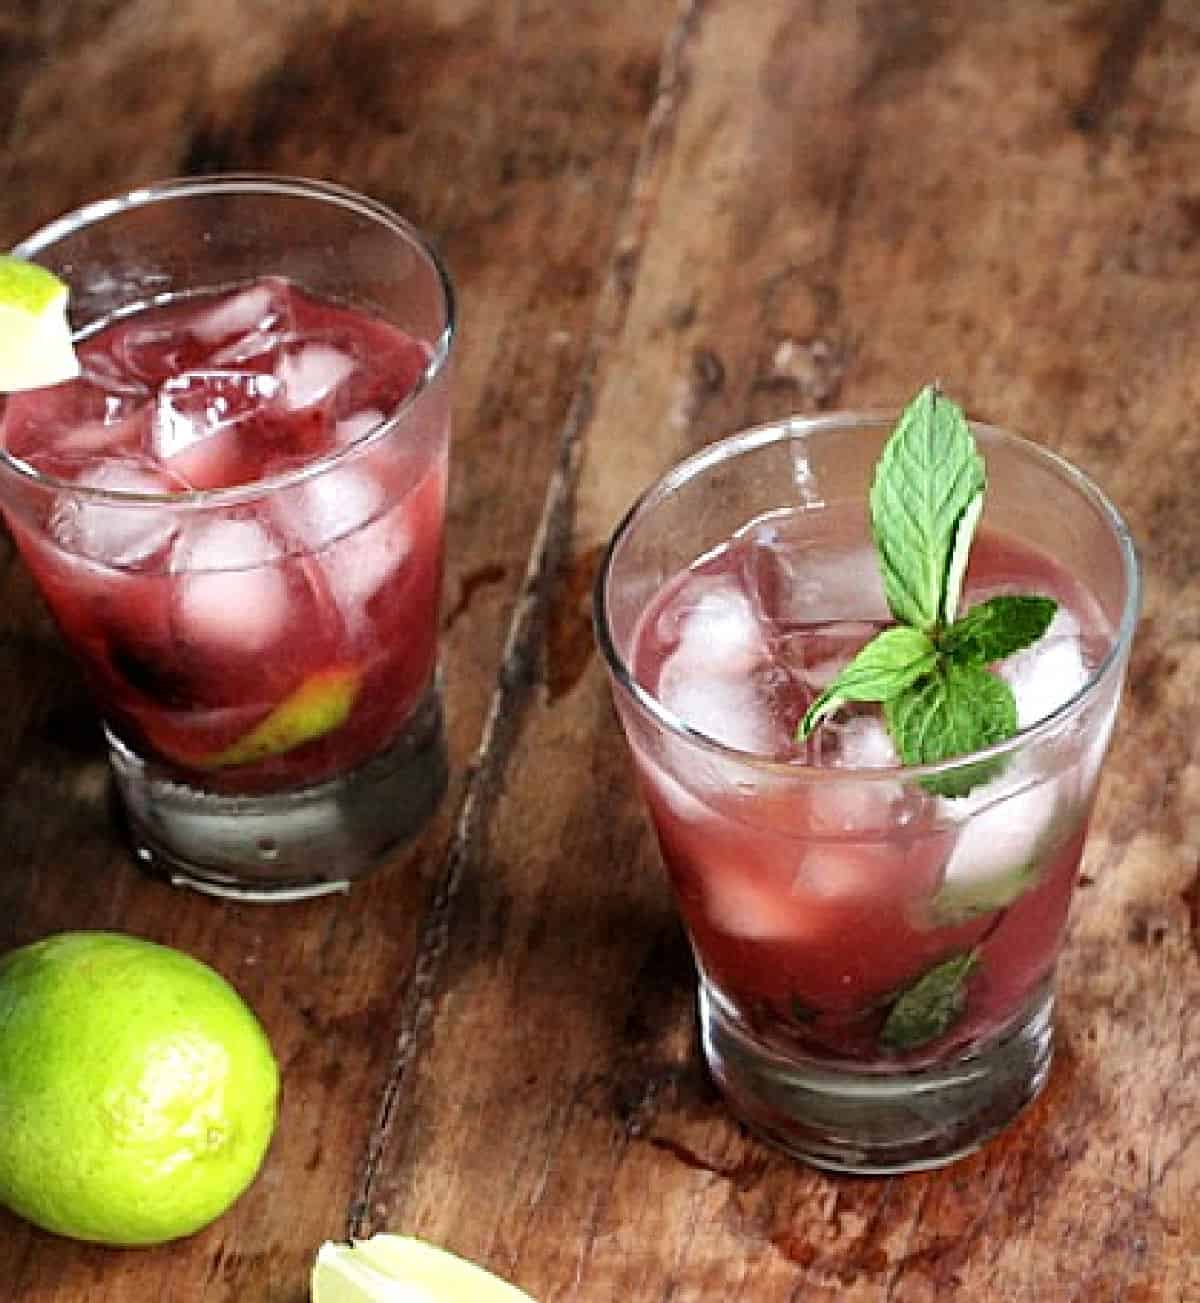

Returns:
0,931,279,1245
312,1235,536,1302
0,255,80,392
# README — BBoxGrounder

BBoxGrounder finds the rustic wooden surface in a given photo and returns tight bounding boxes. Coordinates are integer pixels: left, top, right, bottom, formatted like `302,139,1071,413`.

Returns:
0,1,1196,1299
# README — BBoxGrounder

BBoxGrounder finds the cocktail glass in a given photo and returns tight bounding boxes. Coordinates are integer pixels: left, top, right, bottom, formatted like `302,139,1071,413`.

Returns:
594,412,1139,1172
0,176,454,901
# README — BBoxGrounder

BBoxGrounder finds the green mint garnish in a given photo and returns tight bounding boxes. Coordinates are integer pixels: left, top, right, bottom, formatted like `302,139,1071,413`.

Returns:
870,383,985,632
938,594,1058,666
802,625,938,734
879,951,978,1051
797,384,1057,798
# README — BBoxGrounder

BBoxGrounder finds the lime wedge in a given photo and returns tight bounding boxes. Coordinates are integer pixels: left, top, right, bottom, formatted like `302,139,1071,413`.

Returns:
0,255,80,392
201,666,360,769
311,1235,535,1303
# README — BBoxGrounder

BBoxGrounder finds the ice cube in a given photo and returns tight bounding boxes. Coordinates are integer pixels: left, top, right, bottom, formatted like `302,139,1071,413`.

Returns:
657,662,774,753
278,345,356,411
743,514,889,625
153,370,281,459
278,464,385,550
820,713,897,768
652,576,799,775
151,370,281,490
806,776,905,834
658,578,766,674
1000,625,1090,731
53,405,146,460
805,714,905,831
703,870,808,941
191,285,281,343
935,771,1060,919
50,459,179,567
79,352,152,398
335,408,386,445
111,324,186,388
276,465,406,614
2,372,148,472
797,845,892,900
172,519,289,653
323,509,410,613
775,620,881,694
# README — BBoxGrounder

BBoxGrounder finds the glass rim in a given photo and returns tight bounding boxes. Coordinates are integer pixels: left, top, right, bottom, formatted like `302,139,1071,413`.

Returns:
593,409,1143,784
0,173,456,509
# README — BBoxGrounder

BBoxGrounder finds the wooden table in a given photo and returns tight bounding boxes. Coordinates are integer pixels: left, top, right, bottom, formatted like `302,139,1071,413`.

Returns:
0,1,1195,1298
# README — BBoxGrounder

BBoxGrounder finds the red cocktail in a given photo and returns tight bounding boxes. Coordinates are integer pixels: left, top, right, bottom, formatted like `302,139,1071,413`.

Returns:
596,412,1139,1171
0,178,454,899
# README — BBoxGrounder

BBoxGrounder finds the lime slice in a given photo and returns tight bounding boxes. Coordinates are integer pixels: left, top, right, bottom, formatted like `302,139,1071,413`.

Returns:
311,1235,535,1303
201,666,361,768
0,255,80,392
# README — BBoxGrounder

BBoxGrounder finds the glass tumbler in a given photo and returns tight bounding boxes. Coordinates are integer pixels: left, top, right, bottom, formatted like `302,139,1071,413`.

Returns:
0,176,455,901
594,413,1139,1172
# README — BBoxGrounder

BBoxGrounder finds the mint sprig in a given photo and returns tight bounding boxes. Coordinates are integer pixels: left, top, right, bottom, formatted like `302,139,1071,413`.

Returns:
796,384,1057,797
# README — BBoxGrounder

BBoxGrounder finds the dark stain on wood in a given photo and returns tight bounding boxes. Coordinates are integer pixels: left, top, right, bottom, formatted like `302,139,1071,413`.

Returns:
544,543,603,703
647,1134,769,1191
1071,0,1165,134
442,562,507,631
1182,863,1200,958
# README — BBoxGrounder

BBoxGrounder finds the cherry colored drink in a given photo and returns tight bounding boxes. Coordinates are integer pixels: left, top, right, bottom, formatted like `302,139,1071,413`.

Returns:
3,278,443,793
630,510,1106,1067
596,414,1138,1172
0,178,455,900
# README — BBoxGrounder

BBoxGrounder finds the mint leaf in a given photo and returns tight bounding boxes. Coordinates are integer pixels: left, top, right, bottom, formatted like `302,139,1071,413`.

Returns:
879,951,978,1051
869,385,986,633
884,661,1016,797
940,595,1057,666
798,625,937,738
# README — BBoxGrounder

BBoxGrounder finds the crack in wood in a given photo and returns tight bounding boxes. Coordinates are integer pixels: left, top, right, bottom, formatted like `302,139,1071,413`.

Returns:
346,0,708,1239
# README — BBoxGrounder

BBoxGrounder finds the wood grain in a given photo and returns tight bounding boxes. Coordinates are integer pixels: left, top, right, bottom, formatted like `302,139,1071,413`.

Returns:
0,0,1197,1299
0,1,675,1300
365,2,1200,1300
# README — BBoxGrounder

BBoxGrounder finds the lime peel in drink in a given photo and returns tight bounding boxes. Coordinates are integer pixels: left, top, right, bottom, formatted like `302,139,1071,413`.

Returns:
0,255,80,392
200,665,362,769
312,1235,537,1302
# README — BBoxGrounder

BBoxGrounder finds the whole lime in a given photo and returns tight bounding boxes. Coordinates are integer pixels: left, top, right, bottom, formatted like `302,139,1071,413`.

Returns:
0,931,279,1245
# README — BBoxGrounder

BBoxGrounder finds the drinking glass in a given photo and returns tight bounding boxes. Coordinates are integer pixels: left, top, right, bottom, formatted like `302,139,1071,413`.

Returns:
594,412,1139,1172
0,176,455,901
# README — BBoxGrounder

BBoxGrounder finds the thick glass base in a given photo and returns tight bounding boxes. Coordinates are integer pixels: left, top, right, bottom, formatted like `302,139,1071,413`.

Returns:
108,677,448,902
699,978,1054,1174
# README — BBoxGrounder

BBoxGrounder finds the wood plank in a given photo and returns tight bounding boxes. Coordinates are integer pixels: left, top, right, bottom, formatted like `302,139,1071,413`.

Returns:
366,1,1200,1299
0,1,675,1299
